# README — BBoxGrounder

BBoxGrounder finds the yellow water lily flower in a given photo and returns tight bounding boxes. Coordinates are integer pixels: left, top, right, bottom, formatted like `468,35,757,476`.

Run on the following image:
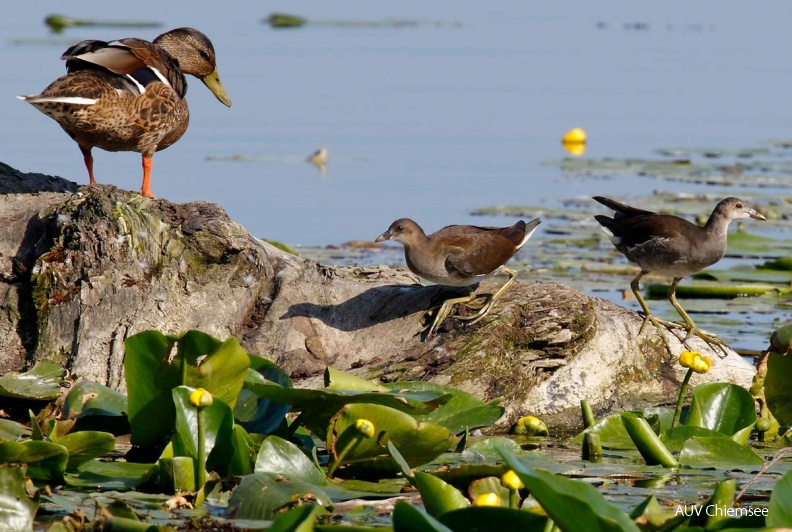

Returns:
501,470,525,491
354,419,375,439
188,388,213,408
562,127,587,144
473,493,501,507
678,351,712,374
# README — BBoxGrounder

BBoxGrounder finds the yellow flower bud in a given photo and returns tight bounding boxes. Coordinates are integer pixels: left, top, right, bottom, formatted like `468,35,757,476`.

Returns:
511,415,549,437
473,493,501,507
188,388,213,408
501,470,524,491
354,419,375,439
678,351,712,374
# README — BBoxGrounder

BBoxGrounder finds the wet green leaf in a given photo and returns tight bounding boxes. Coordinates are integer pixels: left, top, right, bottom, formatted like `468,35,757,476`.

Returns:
686,383,756,441
0,419,30,441
392,500,453,532
499,447,640,531
645,281,779,299
766,350,792,426
0,359,64,400
65,460,157,490
678,436,764,468
439,507,549,531
228,424,254,476
244,379,446,439
268,504,317,532
0,464,37,532
235,355,292,435
414,471,469,517
388,381,504,435
171,386,235,476
54,431,115,471
125,330,249,446
768,468,792,527
660,425,724,453
325,366,389,392
327,403,454,473
18,440,68,482
62,381,127,419
227,473,331,520
467,476,509,507
254,436,325,485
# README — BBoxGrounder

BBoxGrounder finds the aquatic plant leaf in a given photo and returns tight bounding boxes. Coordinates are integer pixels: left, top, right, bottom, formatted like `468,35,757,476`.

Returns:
645,281,778,299
388,381,504,435
765,350,792,426
0,419,31,441
62,381,127,419
414,471,469,517
125,330,249,446
244,379,446,439
325,366,389,392
498,446,640,532
254,435,325,485
226,472,331,520
468,476,509,507
768,468,792,527
678,436,763,468
0,359,64,400
171,386,235,477
267,504,317,532
575,412,636,450
0,464,37,532
55,431,115,471
0,438,25,462
235,355,292,435
65,460,157,490
466,437,524,459
439,507,549,531
18,440,68,482
228,425,254,476
393,501,453,532
686,383,756,441
327,403,454,473
660,425,724,453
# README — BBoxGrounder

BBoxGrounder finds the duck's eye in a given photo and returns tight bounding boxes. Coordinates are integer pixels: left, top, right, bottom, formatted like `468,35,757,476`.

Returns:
199,50,211,61
396,225,403,232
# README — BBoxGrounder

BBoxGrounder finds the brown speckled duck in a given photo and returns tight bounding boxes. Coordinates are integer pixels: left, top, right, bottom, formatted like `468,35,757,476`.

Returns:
19,27,231,198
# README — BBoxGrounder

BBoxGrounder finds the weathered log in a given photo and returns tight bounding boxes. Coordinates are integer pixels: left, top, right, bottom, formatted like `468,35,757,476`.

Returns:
0,163,755,430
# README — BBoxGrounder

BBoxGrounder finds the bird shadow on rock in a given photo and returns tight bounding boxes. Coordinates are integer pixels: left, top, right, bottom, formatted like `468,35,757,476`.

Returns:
280,283,474,333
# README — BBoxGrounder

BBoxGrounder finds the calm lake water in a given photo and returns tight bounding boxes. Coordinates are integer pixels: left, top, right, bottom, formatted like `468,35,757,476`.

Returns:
2,2,791,349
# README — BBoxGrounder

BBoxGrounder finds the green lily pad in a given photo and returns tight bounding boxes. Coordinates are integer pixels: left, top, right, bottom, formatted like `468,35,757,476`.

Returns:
327,403,454,474
645,281,779,299
0,359,64,400
62,381,127,419
0,419,31,441
325,366,390,392
228,424,255,476
498,447,640,531
439,507,549,531
254,435,325,485
267,504,318,532
768,468,792,527
765,350,792,426
54,431,115,471
686,382,756,442
125,330,250,447
678,436,764,469
393,501,453,532
660,426,725,453
244,379,447,439
65,460,157,490
414,471,469,517
18,440,69,483
0,464,37,532
171,386,235,477
226,472,331,520
388,381,504,435
235,355,293,435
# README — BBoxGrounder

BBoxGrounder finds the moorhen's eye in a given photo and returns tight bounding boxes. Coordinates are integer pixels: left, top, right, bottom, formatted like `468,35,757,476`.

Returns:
396,225,403,232
736,203,743,209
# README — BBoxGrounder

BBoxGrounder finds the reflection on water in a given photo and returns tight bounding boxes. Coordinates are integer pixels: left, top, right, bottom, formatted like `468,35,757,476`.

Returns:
3,1,791,349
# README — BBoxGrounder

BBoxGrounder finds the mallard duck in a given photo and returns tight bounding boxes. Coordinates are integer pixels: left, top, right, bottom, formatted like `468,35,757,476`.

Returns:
19,27,231,198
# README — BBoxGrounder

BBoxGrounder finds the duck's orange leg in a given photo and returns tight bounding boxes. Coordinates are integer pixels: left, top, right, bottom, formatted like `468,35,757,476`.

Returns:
139,156,156,198
80,147,96,185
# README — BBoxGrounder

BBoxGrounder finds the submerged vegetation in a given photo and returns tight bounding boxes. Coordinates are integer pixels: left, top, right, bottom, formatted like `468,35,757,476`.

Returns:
1,327,792,530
